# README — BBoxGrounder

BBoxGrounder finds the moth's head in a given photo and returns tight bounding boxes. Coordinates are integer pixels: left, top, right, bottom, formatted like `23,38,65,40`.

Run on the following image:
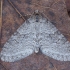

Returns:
34,10,39,15
28,10,46,23
33,10,43,22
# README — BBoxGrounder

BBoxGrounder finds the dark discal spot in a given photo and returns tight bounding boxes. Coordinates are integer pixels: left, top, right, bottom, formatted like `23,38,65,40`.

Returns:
48,11,55,17
25,0,32,5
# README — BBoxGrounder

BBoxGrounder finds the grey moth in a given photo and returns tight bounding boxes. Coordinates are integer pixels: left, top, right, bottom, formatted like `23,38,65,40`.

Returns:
1,10,70,62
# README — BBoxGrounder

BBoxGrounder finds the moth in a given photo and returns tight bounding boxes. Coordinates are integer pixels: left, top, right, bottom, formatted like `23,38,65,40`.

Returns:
1,10,70,62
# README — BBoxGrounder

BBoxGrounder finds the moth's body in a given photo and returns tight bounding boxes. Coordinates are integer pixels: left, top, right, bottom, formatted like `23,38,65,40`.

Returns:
30,10,42,53
31,19,42,53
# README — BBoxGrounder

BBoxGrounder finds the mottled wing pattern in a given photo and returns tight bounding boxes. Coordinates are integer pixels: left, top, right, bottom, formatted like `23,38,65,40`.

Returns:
1,14,70,62
40,20,70,61
0,18,36,62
